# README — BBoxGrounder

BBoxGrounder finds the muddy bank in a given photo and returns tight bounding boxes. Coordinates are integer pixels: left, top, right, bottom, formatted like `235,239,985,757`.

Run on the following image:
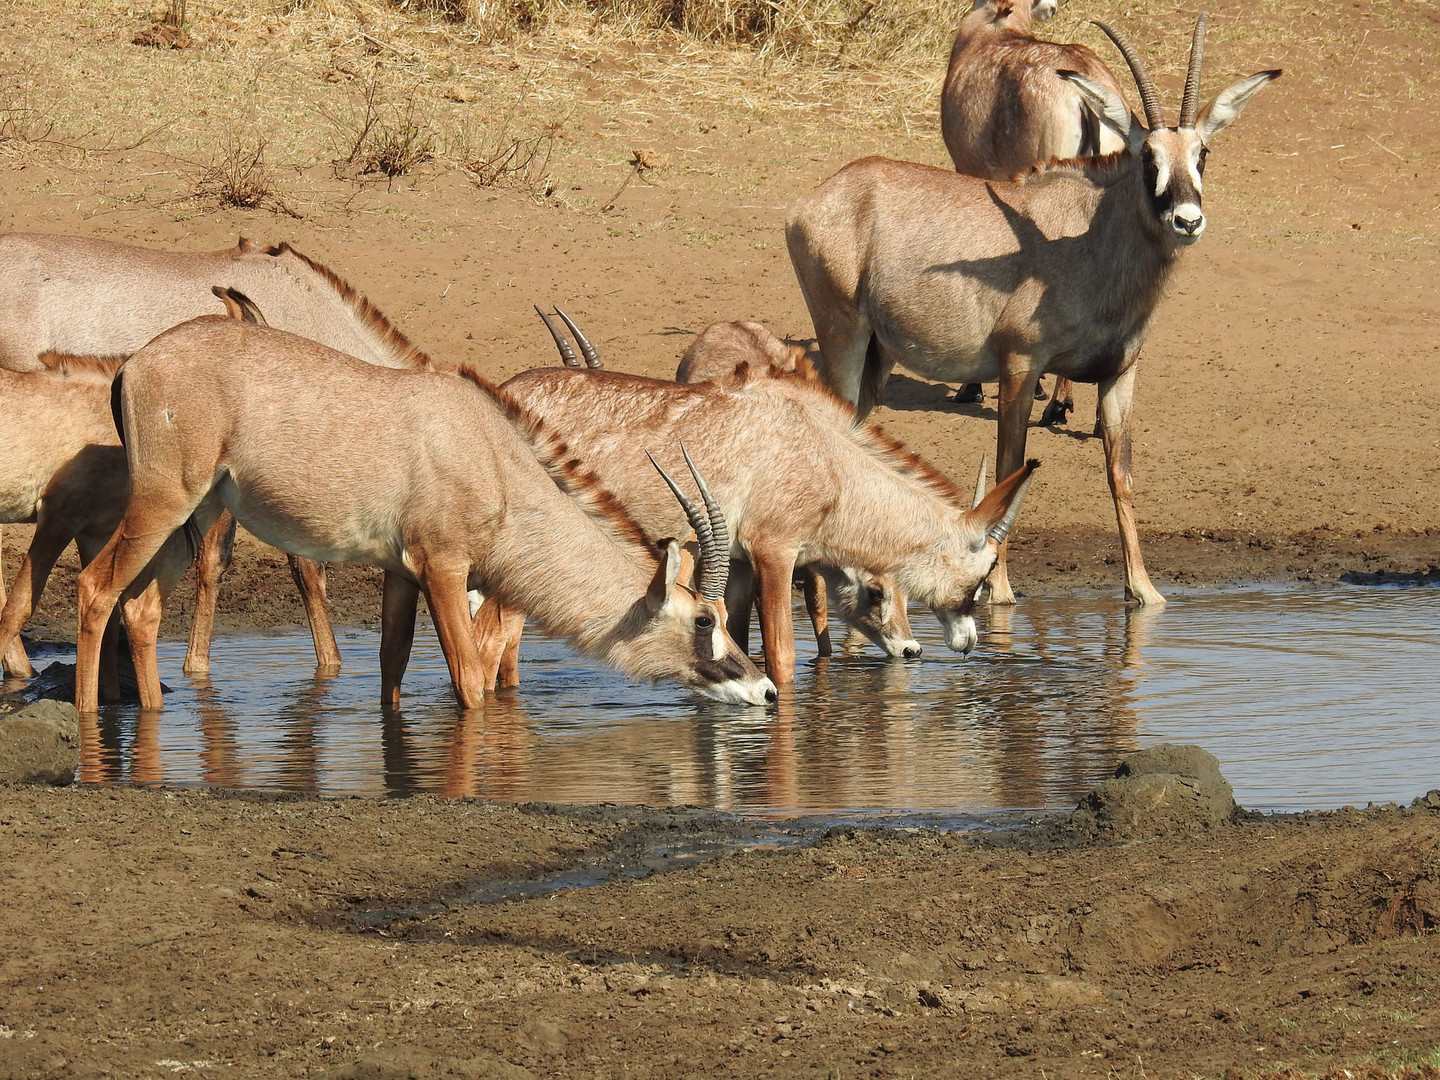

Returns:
1,766,1438,1079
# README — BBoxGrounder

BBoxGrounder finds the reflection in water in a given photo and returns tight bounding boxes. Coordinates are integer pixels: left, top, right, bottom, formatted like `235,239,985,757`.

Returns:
67,584,1440,813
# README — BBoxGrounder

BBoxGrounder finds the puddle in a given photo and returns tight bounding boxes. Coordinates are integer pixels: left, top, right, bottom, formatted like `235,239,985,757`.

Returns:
17,582,1440,814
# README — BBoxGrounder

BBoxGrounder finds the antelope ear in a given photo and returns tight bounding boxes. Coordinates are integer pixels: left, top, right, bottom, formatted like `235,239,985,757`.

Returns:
964,459,1040,550
1197,70,1281,144
646,538,683,616
211,285,268,326
1060,70,1141,150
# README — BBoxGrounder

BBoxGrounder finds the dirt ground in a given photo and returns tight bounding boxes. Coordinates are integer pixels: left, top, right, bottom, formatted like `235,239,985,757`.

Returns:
1,0,1438,1075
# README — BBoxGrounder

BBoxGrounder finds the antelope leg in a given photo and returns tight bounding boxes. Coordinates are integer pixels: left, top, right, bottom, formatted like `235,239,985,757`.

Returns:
799,566,832,657
0,528,34,678
754,549,800,685
986,362,1042,606
724,559,757,656
120,579,166,711
420,563,488,710
0,511,83,681
379,570,419,711
288,555,343,673
184,510,236,676
1098,365,1165,606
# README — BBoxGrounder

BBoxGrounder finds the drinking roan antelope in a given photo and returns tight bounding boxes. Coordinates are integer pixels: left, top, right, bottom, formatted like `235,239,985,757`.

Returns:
518,311,921,665
941,0,1134,422
787,13,1279,606
498,351,1038,686
0,232,431,679
72,311,778,714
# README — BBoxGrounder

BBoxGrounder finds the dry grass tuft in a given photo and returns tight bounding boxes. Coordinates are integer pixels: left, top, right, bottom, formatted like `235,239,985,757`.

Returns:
187,138,300,217
324,75,437,179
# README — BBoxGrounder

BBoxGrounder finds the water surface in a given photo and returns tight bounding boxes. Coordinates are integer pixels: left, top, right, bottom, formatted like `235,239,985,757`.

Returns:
34,584,1440,814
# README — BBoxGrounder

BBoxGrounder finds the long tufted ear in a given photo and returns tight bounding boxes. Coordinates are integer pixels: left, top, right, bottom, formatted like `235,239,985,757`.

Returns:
1197,70,1282,144
1061,70,1144,152
964,459,1040,549
646,538,684,616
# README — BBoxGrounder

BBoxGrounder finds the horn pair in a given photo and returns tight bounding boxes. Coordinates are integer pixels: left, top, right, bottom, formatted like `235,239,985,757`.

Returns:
1093,11,1207,130
647,444,731,603
535,306,602,368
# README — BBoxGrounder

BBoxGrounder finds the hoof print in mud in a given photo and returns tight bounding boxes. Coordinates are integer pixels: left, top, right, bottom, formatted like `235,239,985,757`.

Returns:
1069,744,1238,839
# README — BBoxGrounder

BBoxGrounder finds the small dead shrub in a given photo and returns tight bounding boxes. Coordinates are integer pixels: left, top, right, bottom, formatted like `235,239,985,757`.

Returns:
324,76,437,180
459,119,561,197
134,0,193,48
188,139,299,216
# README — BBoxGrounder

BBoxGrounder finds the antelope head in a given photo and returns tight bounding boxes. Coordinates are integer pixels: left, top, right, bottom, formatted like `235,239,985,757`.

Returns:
905,460,1039,654
1061,13,1281,245
824,568,923,659
635,443,777,706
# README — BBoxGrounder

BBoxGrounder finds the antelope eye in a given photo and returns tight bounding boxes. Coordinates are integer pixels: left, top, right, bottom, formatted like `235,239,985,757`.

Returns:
866,587,884,604
695,615,714,631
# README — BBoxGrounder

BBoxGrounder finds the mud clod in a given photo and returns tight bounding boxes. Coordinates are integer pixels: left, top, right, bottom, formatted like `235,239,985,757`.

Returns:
1068,744,1239,839
0,698,79,785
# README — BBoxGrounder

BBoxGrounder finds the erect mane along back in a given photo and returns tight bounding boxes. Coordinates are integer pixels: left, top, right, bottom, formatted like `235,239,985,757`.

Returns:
449,363,655,558
36,352,128,383
261,242,436,371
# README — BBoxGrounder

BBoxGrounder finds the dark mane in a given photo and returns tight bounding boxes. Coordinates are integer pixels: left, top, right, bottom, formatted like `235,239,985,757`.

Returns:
449,363,655,559
257,242,436,370
1014,147,1134,184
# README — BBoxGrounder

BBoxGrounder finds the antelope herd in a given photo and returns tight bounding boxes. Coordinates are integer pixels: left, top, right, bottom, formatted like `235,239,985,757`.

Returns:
0,7,1280,727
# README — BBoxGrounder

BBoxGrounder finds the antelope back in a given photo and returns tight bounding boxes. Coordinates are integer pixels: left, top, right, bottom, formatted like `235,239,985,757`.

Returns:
942,0,1130,179
0,233,425,372
0,366,124,523
675,321,807,383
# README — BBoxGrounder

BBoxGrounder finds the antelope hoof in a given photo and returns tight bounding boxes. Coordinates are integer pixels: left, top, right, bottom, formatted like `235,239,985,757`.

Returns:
952,384,984,404
1033,383,1048,401
1040,396,1074,427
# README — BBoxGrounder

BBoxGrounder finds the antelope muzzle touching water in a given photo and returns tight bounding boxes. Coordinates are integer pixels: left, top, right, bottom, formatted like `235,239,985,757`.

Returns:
787,12,1279,608
72,311,777,713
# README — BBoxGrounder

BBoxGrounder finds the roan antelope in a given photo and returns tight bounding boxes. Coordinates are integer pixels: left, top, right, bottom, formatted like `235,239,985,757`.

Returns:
0,232,431,678
71,309,778,714
497,350,1038,686
941,0,1134,423
787,13,1279,607
669,317,918,660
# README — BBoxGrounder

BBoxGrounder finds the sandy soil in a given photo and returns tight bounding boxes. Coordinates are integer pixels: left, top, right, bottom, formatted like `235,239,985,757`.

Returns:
1,0,1438,1075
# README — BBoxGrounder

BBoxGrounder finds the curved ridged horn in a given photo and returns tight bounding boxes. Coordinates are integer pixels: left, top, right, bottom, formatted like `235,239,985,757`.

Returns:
1177,12,1207,128
535,305,580,367
1092,20,1165,131
555,307,602,368
647,447,731,602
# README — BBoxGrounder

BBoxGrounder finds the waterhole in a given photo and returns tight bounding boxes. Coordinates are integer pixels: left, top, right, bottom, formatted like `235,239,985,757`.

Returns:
25,583,1440,814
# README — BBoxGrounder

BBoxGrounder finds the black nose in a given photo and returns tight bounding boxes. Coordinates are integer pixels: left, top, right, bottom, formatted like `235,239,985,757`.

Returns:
903,645,923,659
765,687,778,704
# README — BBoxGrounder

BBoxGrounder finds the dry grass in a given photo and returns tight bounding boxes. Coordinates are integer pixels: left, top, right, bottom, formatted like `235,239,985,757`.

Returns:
184,137,301,216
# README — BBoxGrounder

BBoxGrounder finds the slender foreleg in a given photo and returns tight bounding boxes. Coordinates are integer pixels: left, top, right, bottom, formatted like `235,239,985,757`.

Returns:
0,510,82,680
419,560,488,710
798,566,832,657
183,510,236,675
0,528,34,678
724,559,756,656
986,361,1042,606
753,548,801,685
379,570,420,710
288,555,343,673
1097,365,1165,606
120,580,166,710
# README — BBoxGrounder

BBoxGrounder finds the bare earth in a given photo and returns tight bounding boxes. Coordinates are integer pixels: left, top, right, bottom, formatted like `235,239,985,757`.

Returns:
1,0,1438,1075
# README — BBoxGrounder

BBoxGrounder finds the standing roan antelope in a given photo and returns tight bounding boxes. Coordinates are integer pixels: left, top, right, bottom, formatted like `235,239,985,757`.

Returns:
71,310,778,714
787,13,1279,606
0,233,430,679
941,0,1132,423
668,317,919,660
496,328,1038,686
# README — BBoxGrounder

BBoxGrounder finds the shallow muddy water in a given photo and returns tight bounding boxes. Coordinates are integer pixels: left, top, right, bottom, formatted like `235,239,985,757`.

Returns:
30,584,1440,814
